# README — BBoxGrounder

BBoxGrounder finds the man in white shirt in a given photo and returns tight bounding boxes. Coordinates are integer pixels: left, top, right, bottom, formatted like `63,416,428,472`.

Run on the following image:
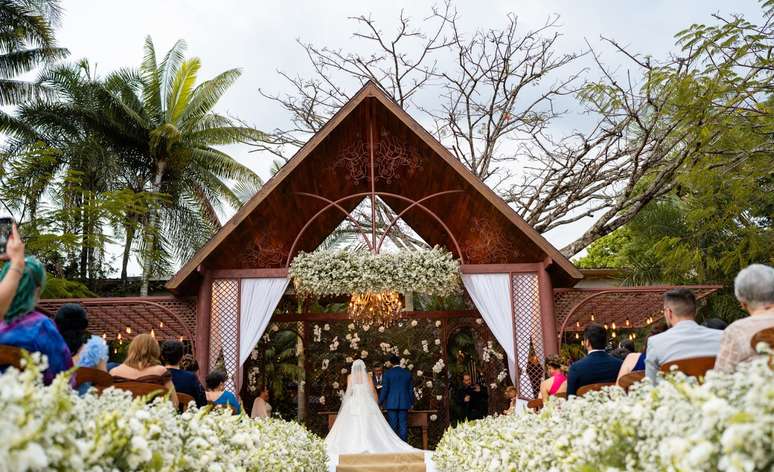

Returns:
645,288,722,383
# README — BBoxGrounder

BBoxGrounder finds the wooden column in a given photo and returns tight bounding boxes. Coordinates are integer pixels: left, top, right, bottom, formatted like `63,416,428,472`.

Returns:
195,269,212,382
538,261,558,356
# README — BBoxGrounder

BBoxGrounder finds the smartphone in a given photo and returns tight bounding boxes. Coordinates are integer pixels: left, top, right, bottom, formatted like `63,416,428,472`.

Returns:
0,217,14,255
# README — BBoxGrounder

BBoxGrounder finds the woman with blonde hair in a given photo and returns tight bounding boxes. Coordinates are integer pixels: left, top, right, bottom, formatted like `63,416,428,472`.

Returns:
110,334,178,407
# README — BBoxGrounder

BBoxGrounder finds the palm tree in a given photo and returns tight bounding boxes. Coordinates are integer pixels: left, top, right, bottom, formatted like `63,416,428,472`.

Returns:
0,0,67,105
94,37,264,295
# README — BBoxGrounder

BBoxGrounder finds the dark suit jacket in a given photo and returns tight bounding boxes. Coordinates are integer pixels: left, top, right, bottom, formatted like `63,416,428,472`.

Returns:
169,368,207,407
379,366,414,410
567,351,623,396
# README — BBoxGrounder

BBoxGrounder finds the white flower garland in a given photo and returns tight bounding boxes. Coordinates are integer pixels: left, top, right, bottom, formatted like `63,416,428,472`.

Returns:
0,354,328,471
434,354,774,472
289,246,461,297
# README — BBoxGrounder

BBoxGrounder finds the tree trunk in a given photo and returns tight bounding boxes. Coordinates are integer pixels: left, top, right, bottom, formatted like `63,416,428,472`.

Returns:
140,161,166,297
121,222,135,287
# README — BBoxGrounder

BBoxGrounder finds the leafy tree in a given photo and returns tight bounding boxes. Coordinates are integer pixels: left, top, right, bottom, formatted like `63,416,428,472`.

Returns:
0,0,67,106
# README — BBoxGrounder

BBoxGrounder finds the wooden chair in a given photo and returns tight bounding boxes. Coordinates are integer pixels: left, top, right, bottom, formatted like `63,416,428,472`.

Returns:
177,392,194,412
527,398,543,412
555,392,567,399
576,382,615,397
74,367,113,391
0,345,23,370
750,327,774,351
660,356,716,378
112,381,169,400
617,371,645,393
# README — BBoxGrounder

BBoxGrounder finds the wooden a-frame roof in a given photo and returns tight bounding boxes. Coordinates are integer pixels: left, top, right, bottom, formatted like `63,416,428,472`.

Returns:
168,81,583,294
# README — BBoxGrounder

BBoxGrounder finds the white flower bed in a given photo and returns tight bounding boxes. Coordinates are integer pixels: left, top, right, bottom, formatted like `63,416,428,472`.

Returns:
289,247,461,297
0,354,328,471
434,355,774,472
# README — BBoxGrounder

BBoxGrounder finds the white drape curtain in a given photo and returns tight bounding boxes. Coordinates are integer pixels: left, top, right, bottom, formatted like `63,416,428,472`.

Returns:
462,273,516,384
239,278,290,366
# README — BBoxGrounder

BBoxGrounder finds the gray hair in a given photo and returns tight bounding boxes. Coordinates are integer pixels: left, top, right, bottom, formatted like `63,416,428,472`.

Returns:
734,264,774,310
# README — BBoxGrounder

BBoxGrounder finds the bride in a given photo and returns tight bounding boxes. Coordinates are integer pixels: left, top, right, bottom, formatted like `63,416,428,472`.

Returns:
325,359,418,456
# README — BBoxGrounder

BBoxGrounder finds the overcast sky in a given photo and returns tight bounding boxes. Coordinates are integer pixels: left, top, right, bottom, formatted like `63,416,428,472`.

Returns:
54,0,764,275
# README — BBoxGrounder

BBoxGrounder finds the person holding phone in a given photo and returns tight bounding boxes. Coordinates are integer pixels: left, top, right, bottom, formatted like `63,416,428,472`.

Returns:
0,223,26,317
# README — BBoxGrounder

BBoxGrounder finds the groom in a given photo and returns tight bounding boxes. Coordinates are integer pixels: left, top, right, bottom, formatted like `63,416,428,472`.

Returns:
378,354,414,442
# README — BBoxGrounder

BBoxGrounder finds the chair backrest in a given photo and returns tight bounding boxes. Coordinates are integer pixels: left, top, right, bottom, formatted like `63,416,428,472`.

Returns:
554,392,567,399
0,345,23,370
75,367,113,390
527,399,543,412
112,381,168,399
750,327,774,351
177,392,194,412
576,382,615,397
617,371,645,393
660,356,716,378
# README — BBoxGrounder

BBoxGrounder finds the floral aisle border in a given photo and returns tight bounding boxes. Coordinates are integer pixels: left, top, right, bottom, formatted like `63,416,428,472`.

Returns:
0,355,327,471
289,247,462,298
434,354,774,471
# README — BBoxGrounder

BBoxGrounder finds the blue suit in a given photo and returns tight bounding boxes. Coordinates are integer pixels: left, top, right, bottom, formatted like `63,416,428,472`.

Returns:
378,366,414,441
566,350,623,396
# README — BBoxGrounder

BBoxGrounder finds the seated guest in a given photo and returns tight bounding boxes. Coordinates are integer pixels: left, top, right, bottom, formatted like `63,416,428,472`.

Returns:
0,223,25,316
180,354,199,373
503,386,519,415
645,288,722,383
716,264,774,372
110,334,178,407
703,318,728,330
0,256,72,384
539,355,567,402
567,324,622,396
616,322,669,382
250,384,272,419
205,370,241,414
55,303,108,371
609,339,636,360
161,340,207,407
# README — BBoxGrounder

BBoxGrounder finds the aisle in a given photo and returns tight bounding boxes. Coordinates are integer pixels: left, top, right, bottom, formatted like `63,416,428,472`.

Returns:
328,452,436,472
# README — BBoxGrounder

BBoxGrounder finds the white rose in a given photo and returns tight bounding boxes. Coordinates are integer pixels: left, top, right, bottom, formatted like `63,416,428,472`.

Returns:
319,396,326,405
271,324,279,331
434,339,441,345
430,414,438,421
361,350,369,358
435,320,441,327
324,324,330,331
332,382,339,389
341,368,348,374
476,319,483,325
403,349,410,355
417,370,424,377
489,383,497,390
408,364,414,370
378,326,385,333
348,323,355,331
426,381,433,388
436,395,443,401
345,357,353,363
411,320,418,327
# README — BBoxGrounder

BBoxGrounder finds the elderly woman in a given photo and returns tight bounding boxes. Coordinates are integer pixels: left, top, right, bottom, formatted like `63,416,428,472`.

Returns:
0,256,73,384
715,264,774,372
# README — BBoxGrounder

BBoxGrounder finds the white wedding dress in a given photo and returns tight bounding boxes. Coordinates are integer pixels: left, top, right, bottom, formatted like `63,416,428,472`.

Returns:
325,360,418,457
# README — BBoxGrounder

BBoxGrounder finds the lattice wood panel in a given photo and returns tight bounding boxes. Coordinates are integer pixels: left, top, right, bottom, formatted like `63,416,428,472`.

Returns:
210,279,240,392
512,273,544,399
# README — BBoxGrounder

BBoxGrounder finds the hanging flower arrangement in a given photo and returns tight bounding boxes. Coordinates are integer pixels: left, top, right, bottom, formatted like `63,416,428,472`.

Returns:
289,246,462,298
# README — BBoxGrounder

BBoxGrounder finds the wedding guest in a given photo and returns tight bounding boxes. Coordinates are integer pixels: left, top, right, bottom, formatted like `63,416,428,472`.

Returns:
205,370,241,414
55,303,108,371
250,384,272,419
645,288,722,383
372,365,385,394
180,354,199,373
455,373,488,420
610,339,636,360
567,324,622,396
0,256,72,384
503,386,519,415
161,340,206,407
715,264,774,372
538,355,567,402
110,334,178,407
616,322,668,383
0,224,25,316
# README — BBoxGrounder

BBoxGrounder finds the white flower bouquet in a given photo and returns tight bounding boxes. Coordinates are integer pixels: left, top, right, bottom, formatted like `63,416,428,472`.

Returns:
0,354,328,471
289,246,461,297
434,355,774,471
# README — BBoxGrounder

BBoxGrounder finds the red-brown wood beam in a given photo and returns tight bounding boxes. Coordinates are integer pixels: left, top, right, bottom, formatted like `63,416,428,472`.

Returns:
209,268,289,278
272,310,478,323
461,263,544,274
538,260,558,356
196,268,212,382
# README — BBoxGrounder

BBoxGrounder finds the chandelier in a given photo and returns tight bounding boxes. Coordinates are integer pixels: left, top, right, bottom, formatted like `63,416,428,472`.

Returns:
348,291,403,327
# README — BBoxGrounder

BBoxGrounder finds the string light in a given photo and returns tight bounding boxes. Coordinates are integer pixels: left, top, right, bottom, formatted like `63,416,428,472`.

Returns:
102,333,106,340
576,321,580,328
590,314,595,321
611,322,616,330
625,319,630,327
611,331,617,339
604,323,609,330
575,333,579,339
150,329,155,338
159,322,164,328
126,326,132,334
